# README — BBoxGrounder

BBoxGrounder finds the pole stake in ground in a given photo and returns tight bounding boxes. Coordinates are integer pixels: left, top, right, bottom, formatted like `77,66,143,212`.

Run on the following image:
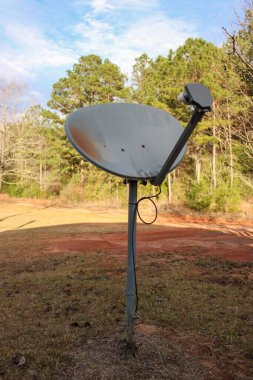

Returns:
64,83,213,345
126,180,137,344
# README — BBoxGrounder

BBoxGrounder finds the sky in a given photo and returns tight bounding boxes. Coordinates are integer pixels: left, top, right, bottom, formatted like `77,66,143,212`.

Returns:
0,0,243,107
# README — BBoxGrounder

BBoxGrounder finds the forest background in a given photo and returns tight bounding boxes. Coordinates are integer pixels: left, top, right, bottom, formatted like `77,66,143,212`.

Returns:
0,3,252,213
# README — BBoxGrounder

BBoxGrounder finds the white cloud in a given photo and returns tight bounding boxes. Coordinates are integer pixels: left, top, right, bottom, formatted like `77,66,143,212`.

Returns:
1,22,76,81
77,0,159,13
74,13,197,77
0,56,28,80
90,0,114,12
0,0,198,104
74,17,116,51
120,15,196,53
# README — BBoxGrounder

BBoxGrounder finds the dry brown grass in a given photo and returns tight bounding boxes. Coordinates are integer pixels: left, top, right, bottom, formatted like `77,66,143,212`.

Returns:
0,200,253,379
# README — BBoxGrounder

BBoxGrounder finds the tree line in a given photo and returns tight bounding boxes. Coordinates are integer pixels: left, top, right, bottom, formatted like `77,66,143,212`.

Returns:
0,3,252,212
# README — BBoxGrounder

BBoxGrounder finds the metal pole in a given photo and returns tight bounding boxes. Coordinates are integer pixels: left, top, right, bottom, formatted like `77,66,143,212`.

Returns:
151,108,205,186
125,180,137,343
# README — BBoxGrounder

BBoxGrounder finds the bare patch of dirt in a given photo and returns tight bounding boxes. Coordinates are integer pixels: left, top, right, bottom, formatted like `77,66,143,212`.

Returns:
1,197,252,263
51,225,253,262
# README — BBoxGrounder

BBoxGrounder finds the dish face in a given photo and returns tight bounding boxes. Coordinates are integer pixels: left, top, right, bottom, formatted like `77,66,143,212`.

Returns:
65,103,186,180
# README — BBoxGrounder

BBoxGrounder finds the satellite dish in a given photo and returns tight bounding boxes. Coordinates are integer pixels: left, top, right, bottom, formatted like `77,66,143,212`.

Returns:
64,83,212,348
65,103,186,180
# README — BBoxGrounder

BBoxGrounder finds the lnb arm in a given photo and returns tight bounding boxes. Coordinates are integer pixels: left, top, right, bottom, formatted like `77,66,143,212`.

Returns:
151,83,212,186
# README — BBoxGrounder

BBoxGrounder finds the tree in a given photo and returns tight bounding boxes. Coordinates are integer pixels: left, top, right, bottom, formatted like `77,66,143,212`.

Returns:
48,54,130,115
223,1,253,181
0,81,28,190
132,53,156,105
20,105,49,192
223,1,253,84
132,38,251,209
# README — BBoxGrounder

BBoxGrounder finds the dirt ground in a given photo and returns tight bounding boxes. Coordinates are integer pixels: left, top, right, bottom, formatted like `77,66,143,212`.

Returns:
0,196,253,379
1,195,252,263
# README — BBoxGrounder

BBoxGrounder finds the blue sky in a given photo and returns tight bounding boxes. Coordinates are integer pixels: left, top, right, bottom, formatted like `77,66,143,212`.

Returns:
0,0,242,107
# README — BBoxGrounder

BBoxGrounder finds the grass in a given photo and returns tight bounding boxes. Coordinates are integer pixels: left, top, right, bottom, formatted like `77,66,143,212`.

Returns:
0,224,252,379
140,254,253,350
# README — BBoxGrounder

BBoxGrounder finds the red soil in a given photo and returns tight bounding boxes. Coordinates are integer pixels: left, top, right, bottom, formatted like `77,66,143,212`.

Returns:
53,224,253,262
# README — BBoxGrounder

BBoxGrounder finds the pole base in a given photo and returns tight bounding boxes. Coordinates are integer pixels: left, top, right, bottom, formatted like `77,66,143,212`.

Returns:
118,338,138,358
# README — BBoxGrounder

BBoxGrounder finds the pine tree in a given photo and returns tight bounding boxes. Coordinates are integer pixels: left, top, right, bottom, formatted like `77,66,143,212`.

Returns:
48,54,130,115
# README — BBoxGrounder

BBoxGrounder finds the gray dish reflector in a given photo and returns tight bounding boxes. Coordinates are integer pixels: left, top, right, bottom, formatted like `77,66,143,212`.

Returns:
64,103,186,180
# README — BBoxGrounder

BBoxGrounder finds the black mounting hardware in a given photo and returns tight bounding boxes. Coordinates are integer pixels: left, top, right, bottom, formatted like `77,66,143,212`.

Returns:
151,83,212,186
